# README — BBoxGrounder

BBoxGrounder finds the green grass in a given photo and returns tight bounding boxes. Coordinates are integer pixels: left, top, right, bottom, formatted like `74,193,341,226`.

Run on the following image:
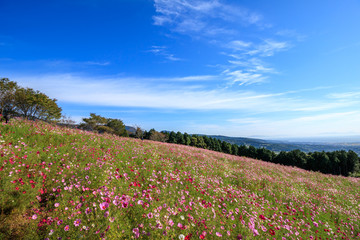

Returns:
0,118,359,239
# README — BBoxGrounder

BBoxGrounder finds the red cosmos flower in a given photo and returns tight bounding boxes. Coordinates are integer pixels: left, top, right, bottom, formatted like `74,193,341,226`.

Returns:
259,214,266,220
199,234,205,239
269,229,275,235
185,233,192,240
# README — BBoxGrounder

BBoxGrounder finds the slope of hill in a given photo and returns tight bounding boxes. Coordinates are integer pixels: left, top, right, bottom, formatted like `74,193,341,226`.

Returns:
0,119,359,239
209,135,360,154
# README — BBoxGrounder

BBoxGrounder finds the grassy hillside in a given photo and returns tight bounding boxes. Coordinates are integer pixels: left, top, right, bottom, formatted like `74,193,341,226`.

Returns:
0,119,359,239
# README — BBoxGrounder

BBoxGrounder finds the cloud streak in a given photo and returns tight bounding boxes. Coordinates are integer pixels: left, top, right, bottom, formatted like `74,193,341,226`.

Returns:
148,46,182,61
153,0,262,35
13,73,358,114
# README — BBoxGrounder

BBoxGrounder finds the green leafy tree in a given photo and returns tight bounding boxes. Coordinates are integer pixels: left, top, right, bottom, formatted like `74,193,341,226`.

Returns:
176,131,185,145
190,136,198,147
221,141,232,154
80,113,127,137
0,78,18,121
183,133,191,145
14,87,62,121
231,144,239,156
168,131,177,144
80,113,107,131
195,136,207,149
149,131,168,142
107,118,128,137
134,126,144,139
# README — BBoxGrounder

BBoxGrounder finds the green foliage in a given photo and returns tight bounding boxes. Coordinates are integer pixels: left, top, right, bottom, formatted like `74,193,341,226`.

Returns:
140,128,360,177
107,118,128,137
80,113,128,137
0,78,18,118
0,78,61,122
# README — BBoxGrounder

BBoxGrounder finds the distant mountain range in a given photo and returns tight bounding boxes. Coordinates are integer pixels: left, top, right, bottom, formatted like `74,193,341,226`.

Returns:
207,135,360,154
128,127,360,154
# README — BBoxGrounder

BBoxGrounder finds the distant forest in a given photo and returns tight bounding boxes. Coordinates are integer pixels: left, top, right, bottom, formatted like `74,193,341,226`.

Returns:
1,78,359,178
140,129,360,178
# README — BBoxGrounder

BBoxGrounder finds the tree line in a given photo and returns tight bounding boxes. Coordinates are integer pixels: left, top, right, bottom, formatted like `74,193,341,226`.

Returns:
140,129,360,177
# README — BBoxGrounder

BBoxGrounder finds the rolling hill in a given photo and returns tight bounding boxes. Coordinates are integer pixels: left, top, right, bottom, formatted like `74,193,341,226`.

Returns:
0,119,359,239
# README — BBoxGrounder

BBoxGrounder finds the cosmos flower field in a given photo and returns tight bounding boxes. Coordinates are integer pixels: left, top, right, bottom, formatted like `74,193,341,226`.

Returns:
0,119,359,239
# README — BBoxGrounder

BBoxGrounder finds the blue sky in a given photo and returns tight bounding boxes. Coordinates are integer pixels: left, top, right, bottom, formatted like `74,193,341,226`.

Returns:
1,0,360,139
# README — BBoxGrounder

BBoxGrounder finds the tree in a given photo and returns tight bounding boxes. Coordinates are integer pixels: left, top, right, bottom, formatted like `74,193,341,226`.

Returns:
80,113,128,137
168,131,177,143
231,144,239,156
80,113,107,131
176,131,185,145
14,87,62,121
134,126,144,139
149,131,168,142
0,78,18,121
221,141,232,154
107,118,128,137
190,136,198,147
183,133,191,145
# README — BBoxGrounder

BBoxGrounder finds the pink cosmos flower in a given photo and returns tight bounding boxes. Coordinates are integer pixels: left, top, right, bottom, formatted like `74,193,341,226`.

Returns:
100,202,109,210
64,225,70,231
54,203,59,207
132,228,140,238
122,201,129,208
74,219,81,226
216,232,222,237
32,214,37,220
85,207,92,214
113,199,120,206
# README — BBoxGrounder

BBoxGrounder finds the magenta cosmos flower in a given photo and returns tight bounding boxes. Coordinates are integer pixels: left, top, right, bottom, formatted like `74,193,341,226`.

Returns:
100,202,109,210
74,219,81,226
64,225,70,231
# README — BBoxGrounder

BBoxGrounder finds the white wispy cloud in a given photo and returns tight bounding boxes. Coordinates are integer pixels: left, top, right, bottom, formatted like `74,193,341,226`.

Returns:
152,1,295,87
226,40,252,51
327,91,360,99
227,57,276,73
12,73,354,114
148,46,182,61
246,39,289,57
153,0,262,35
84,61,111,66
223,69,267,85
